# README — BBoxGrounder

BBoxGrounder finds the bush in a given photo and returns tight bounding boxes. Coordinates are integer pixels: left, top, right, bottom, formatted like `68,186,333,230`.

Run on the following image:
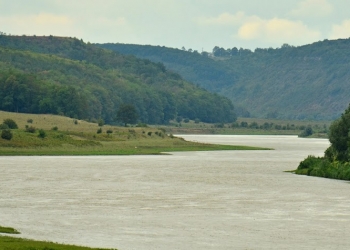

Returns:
27,119,33,123
299,126,313,137
38,129,46,138
106,129,113,135
184,118,190,123
25,126,36,133
51,126,58,131
97,127,102,134
3,119,18,129
98,119,104,127
0,123,9,130
1,129,13,140
136,122,148,127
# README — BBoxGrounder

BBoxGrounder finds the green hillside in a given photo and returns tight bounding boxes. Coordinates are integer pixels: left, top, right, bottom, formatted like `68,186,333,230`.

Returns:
0,35,236,124
99,39,350,120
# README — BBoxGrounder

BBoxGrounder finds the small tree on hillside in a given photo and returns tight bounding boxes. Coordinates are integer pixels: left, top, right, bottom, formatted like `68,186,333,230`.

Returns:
3,119,18,129
1,129,13,140
116,104,138,127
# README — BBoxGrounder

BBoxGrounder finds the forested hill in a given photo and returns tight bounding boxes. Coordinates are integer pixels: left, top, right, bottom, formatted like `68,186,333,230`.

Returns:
0,35,236,124
98,39,350,121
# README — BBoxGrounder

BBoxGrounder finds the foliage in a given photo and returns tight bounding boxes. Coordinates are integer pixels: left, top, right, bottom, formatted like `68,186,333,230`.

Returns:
38,129,47,138
299,125,313,137
116,104,138,126
0,225,20,234
325,104,350,161
0,234,116,250
0,123,9,129
0,35,237,124
99,40,350,120
25,126,36,133
97,118,104,126
1,129,12,140
296,104,350,180
3,118,18,129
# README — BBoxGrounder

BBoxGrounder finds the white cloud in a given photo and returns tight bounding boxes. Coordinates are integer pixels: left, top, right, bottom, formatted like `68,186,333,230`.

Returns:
197,12,246,26
0,13,73,36
330,20,350,39
237,18,321,46
289,0,333,18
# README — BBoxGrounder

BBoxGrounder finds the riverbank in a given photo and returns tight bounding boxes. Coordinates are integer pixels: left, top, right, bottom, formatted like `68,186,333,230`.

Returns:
0,112,268,156
0,234,115,250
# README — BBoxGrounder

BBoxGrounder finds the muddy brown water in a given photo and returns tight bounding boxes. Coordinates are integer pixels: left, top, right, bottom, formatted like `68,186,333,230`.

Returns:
1,135,350,250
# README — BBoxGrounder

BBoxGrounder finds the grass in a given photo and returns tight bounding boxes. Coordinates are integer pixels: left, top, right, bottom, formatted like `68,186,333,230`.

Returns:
163,117,331,137
0,111,270,155
0,226,20,234
0,235,117,250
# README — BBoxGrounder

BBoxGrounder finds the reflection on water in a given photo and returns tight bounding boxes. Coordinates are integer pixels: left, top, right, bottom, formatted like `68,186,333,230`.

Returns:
1,135,350,250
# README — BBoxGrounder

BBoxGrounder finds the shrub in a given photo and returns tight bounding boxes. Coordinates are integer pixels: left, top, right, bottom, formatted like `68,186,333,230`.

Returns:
299,126,313,137
136,122,148,127
184,118,190,123
98,119,104,127
51,126,58,131
25,126,36,133
3,119,18,129
1,129,13,140
27,118,33,123
74,119,78,125
0,123,9,130
106,129,113,135
147,131,152,136
38,129,47,138
97,127,102,134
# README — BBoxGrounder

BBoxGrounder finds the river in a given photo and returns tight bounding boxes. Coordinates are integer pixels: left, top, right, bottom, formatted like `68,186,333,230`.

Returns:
1,135,350,250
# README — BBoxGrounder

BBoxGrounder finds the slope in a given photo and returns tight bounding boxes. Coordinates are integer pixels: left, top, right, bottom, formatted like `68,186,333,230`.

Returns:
98,39,350,120
0,35,236,124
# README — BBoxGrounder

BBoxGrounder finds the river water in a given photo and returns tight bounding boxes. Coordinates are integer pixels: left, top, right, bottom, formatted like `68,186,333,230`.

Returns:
1,135,350,250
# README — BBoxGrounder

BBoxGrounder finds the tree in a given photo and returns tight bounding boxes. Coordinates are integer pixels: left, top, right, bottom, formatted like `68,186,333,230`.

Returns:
116,104,138,127
325,104,350,161
1,129,13,140
3,119,18,129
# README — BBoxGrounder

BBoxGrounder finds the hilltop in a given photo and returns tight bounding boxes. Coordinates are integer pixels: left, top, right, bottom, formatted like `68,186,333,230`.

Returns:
0,35,236,124
98,39,350,120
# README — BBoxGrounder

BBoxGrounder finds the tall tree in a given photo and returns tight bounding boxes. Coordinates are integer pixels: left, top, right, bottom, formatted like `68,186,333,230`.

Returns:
116,104,138,127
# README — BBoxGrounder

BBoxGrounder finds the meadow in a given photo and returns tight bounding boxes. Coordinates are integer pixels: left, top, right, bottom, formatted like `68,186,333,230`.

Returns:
0,111,267,156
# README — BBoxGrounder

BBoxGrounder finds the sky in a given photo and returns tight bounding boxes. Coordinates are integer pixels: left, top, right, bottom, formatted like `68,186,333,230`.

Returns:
1,0,350,52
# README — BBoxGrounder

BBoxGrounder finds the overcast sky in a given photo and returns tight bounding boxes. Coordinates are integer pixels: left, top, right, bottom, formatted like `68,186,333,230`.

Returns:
1,0,350,52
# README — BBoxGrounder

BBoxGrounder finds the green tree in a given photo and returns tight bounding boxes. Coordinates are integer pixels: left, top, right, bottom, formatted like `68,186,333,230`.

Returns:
326,104,350,161
1,129,13,140
3,119,18,129
116,104,138,127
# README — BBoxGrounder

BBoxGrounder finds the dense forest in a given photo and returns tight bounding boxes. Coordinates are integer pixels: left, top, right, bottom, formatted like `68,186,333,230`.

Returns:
99,39,350,120
0,35,236,124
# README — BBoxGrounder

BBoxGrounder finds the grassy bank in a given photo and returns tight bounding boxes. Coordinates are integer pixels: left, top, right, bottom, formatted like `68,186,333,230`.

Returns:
0,235,116,250
0,226,20,234
0,111,269,155
294,156,350,181
162,117,331,138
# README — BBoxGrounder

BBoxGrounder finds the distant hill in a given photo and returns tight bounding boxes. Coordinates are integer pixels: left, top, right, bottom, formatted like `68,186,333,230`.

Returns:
0,35,236,124
98,39,350,120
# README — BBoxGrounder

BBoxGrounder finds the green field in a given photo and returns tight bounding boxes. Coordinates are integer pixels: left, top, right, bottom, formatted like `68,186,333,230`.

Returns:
0,235,116,250
0,111,269,156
